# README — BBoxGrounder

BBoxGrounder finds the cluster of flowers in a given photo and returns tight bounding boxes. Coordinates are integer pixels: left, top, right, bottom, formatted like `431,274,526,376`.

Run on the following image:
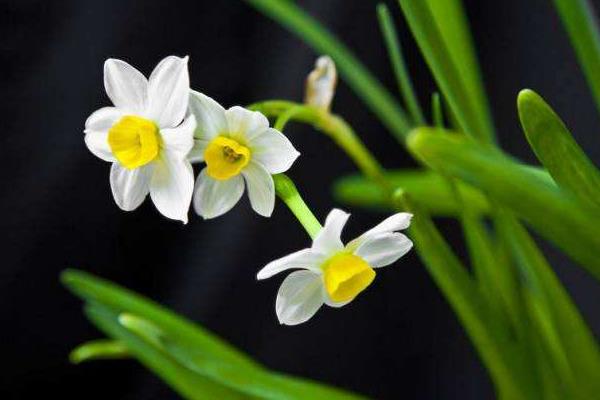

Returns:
84,56,412,325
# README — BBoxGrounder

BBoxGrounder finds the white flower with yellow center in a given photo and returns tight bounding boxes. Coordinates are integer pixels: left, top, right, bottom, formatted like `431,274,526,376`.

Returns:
188,91,300,219
257,209,413,325
84,56,196,223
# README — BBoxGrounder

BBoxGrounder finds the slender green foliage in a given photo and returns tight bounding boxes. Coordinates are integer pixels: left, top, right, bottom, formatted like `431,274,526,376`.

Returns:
397,0,495,143
333,169,489,216
553,0,600,116
63,270,366,400
407,128,600,279
377,3,425,124
518,89,600,209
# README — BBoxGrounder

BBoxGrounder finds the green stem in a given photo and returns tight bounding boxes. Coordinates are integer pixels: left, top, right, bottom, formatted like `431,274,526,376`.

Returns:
274,105,306,132
273,174,322,239
253,101,389,190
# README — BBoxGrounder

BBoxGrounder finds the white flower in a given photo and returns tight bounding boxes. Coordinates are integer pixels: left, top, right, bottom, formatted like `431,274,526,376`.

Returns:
84,56,196,223
304,55,337,111
188,91,300,219
257,209,413,325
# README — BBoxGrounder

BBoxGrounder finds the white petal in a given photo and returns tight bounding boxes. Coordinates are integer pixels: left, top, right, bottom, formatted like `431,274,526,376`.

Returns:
225,106,269,143
187,139,210,163
193,168,244,219
365,212,412,236
85,106,123,132
110,163,152,211
242,161,275,217
347,212,413,250
149,151,194,223
257,249,324,280
161,114,196,158
276,270,325,326
250,128,300,174
189,91,227,140
84,130,115,162
312,209,349,254
147,56,190,128
354,232,413,268
104,59,148,113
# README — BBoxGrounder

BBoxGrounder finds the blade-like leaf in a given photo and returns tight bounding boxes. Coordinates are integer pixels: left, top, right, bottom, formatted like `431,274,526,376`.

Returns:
244,0,411,141
424,0,493,137
396,192,534,399
62,269,259,370
397,0,494,143
70,339,130,364
85,303,245,400
497,214,600,398
518,89,600,209
377,3,425,125
333,169,490,216
64,270,364,400
553,0,600,116
407,128,600,280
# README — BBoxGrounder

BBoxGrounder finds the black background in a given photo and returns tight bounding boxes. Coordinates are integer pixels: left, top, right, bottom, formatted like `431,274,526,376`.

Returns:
2,0,600,398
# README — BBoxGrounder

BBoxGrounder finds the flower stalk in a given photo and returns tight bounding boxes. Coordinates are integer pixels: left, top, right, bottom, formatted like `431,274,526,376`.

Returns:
273,174,322,239
252,101,389,191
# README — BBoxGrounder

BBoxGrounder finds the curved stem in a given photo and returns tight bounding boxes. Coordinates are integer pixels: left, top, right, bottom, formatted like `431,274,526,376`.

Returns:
273,174,322,239
253,101,390,190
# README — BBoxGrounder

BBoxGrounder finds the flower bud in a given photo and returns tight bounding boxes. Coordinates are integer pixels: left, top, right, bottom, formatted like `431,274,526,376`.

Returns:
304,56,337,111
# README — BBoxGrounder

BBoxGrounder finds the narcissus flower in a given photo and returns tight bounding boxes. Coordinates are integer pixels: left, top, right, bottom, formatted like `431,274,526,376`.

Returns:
84,56,196,223
188,92,300,219
257,209,413,325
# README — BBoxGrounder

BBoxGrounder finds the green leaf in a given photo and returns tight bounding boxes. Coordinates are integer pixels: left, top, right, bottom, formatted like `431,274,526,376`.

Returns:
377,3,425,124
517,89,600,209
63,270,364,400
431,92,443,127
407,127,600,280
396,192,534,399
397,0,495,143
84,303,246,400
333,169,490,216
70,339,130,364
243,0,412,142
62,269,259,370
497,214,600,398
553,0,600,116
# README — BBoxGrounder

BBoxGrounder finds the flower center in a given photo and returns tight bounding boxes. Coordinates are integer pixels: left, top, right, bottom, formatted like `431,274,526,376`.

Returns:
108,115,160,169
204,136,251,180
323,253,376,303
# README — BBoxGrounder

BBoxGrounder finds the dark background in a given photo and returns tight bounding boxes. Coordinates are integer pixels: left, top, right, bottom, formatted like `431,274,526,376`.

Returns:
2,0,600,398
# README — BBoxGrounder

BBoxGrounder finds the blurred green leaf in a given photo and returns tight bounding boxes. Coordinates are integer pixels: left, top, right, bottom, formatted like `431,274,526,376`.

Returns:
333,169,490,216
84,303,246,400
518,89,600,209
62,269,259,370
497,214,600,398
377,3,425,125
396,192,534,399
553,0,600,116
244,0,412,142
407,128,600,280
63,270,365,400
397,0,494,143
70,339,130,364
